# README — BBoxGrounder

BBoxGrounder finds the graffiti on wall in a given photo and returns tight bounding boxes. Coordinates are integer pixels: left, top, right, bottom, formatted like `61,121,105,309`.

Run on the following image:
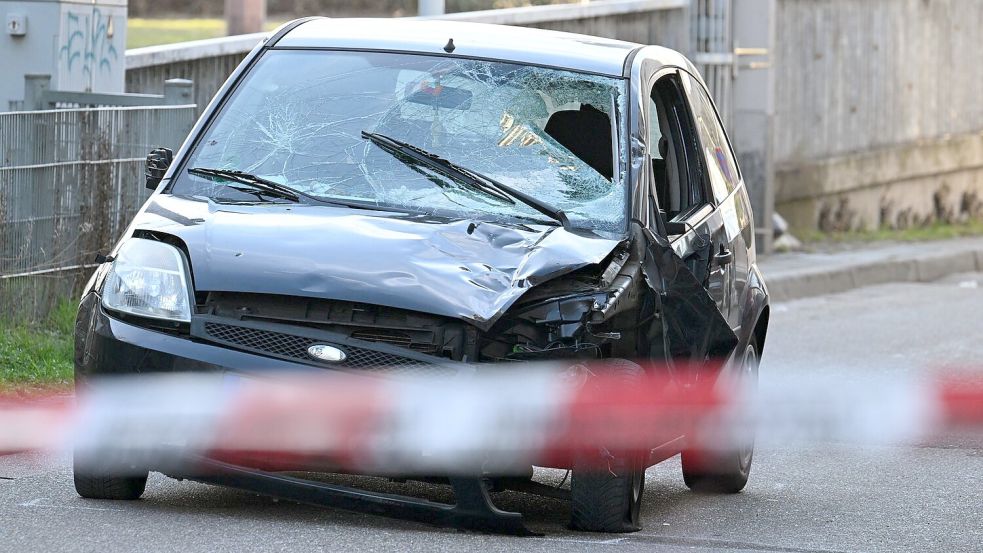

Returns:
58,9,120,89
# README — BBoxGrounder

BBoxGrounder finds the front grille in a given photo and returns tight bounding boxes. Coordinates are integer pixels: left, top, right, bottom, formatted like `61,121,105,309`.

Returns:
349,329,439,354
198,292,466,360
205,323,311,359
202,322,449,375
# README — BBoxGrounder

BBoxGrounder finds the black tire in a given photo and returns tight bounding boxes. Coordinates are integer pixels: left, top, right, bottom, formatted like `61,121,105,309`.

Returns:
681,340,759,493
73,455,148,500
570,359,646,533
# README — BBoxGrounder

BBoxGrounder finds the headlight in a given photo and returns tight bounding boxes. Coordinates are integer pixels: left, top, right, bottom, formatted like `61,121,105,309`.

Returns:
101,238,193,323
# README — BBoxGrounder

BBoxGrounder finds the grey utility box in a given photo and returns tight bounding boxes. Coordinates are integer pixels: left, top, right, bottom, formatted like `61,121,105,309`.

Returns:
1,0,127,111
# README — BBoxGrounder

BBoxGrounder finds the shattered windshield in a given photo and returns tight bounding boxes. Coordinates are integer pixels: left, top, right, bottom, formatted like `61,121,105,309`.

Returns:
170,50,629,237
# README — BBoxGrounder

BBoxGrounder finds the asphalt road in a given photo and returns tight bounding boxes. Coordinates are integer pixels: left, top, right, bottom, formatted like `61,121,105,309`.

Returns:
2,274,982,552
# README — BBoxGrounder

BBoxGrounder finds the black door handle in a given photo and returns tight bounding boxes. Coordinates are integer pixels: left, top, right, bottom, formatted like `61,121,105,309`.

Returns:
716,246,734,266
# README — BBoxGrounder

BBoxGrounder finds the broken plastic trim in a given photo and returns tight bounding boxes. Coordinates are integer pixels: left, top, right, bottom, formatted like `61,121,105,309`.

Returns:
184,457,536,536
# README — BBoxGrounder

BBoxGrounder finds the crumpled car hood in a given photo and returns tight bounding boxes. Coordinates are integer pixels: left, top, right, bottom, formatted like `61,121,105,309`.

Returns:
132,195,621,329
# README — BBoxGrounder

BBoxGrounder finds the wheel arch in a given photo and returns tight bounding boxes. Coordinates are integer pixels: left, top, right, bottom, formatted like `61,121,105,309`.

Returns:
752,304,769,356
740,263,770,356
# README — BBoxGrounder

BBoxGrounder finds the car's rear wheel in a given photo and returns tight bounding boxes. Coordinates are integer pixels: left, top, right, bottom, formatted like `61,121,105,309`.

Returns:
570,358,646,533
681,340,759,493
73,454,148,500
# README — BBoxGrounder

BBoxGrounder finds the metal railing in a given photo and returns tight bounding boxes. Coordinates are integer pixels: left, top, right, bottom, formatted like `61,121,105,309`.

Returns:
0,105,196,322
17,75,194,112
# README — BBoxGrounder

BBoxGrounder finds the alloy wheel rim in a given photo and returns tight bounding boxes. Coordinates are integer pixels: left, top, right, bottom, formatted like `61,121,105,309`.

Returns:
737,344,758,469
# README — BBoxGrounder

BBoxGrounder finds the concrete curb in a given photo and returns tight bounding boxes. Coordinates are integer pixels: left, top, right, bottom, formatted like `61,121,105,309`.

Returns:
760,237,983,302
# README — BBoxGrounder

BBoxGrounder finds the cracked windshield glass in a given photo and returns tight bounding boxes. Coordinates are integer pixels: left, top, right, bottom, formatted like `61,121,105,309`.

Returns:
170,50,629,237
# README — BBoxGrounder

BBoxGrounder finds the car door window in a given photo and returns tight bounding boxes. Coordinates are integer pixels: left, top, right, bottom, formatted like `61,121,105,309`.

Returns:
682,73,740,203
645,92,668,225
648,72,709,223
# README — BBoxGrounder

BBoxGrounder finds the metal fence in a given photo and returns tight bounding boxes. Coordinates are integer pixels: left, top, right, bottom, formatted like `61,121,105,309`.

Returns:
0,105,196,322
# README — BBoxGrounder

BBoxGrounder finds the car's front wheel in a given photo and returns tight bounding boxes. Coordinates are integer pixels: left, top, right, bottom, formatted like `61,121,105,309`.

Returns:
681,340,759,493
73,454,148,500
570,358,646,533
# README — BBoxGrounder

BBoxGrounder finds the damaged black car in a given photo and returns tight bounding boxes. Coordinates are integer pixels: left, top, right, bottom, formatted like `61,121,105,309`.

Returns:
73,18,770,534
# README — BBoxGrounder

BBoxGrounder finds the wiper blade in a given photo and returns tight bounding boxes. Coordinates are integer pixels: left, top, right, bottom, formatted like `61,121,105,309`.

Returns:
361,131,514,204
188,167,420,215
361,131,571,230
188,167,302,202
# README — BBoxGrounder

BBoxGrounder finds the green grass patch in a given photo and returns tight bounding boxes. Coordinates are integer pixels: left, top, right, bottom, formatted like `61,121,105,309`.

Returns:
0,300,76,391
800,219,983,245
127,18,285,49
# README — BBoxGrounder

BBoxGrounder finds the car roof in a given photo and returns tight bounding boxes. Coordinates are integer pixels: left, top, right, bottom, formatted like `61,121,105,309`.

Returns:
274,18,643,77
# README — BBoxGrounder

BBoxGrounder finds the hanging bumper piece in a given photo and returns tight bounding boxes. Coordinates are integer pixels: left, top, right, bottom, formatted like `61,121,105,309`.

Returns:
182,457,536,536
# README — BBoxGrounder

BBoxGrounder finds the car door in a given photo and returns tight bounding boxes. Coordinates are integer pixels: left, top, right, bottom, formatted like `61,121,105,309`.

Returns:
647,71,731,319
638,67,737,385
680,72,750,331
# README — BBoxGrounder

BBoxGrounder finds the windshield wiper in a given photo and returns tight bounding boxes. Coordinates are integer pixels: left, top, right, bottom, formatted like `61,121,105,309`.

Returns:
189,166,427,215
188,167,303,202
361,130,571,230
361,131,513,204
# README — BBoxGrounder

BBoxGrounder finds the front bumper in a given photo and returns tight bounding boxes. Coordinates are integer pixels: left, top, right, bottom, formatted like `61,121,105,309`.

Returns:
75,294,539,534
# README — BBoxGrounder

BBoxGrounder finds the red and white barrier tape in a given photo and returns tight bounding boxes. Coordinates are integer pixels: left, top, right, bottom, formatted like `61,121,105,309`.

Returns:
1,362,981,474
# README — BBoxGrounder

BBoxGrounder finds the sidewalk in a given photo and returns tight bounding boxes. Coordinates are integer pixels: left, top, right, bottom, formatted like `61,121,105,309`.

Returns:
759,236,983,301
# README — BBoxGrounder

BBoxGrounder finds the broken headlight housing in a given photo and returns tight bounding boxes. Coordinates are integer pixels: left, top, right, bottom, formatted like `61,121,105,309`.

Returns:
101,238,193,323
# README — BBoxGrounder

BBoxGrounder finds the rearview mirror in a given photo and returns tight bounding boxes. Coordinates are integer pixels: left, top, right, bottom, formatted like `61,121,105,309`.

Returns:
406,84,472,110
146,147,173,190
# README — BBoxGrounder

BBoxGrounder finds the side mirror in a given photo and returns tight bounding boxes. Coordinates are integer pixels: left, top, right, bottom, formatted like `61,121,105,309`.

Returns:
146,147,173,190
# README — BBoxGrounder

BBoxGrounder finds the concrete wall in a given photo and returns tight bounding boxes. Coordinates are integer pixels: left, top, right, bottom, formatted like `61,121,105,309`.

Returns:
125,33,263,114
435,0,689,47
125,0,690,116
730,0,776,250
773,0,983,232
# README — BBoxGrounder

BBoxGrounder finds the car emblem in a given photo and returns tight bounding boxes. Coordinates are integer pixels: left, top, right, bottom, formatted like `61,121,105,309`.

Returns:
307,344,346,363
